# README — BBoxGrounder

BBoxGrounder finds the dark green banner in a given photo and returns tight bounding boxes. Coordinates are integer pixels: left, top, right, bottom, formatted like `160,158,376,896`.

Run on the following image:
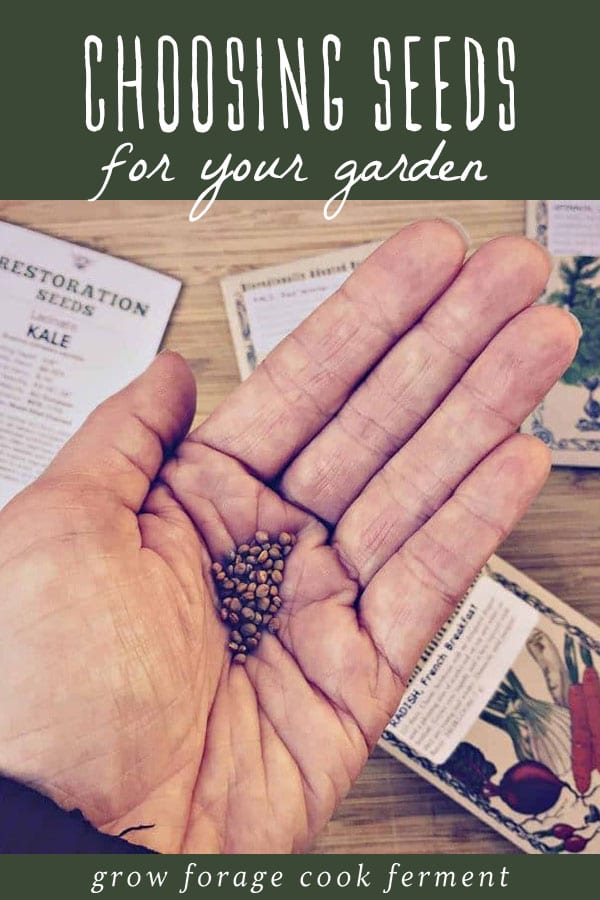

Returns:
0,853,597,898
1,1,598,206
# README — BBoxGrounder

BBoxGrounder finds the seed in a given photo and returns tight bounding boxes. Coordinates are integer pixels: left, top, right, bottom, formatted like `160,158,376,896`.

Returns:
233,653,247,665
212,562,223,574
247,582,257,593
236,582,248,594
229,597,242,613
242,591,255,601
257,596,270,612
240,622,257,637
257,570,268,584
228,641,239,651
268,603,278,614
255,530,269,543
246,637,259,650
238,543,250,554
262,613,272,625
257,549,269,563
241,607,255,620
283,545,292,556
228,612,240,624
270,585,279,596
220,608,228,621
256,584,270,598
227,564,234,576
269,546,281,559
234,562,246,575
273,560,284,571
246,555,257,565
250,545,261,555
249,571,257,582
225,549,236,563
223,579,235,591
215,571,226,582
254,612,263,625
267,618,280,634
272,570,283,584
272,597,282,608
279,532,292,545
264,559,274,569
231,630,242,643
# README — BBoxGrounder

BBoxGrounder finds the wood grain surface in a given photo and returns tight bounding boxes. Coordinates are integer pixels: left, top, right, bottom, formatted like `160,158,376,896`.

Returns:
1,199,598,854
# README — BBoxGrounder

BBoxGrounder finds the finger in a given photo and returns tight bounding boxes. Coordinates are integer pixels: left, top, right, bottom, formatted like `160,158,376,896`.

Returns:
334,306,580,586
280,236,552,521
39,351,197,512
360,433,551,685
193,220,467,478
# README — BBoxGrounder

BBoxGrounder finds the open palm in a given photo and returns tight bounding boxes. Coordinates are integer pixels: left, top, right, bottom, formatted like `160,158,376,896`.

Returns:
0,222,580,853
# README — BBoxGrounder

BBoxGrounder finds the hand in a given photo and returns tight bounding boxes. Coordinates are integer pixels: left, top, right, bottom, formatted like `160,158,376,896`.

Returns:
0,222,579,853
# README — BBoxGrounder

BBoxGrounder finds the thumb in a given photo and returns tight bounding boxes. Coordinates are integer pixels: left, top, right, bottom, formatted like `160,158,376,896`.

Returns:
39,351,197,511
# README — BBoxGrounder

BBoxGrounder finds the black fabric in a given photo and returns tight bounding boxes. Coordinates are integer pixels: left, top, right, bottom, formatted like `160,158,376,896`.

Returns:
0,777,156,853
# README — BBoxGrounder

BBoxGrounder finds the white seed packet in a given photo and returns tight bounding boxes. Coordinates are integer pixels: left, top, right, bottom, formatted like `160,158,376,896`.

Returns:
0,221,181,508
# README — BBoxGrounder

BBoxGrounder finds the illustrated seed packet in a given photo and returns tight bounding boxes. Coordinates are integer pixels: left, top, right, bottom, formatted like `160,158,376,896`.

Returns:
380,556,600,854
0,221,181,508
523,201,600,467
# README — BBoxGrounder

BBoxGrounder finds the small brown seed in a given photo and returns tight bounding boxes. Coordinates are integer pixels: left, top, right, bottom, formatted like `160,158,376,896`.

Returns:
241,607,255,621
273,559,284,571
249,571,257,582
246,555,257,565
238,543,250,554
229,597,242,613
271,570,283,584
262,613,272,625
278,532,292,545
257,570,268,584
257,549,269,563
220,608,228,621
215,571,226,582
283,545,292,556
264,559,274,569
212,562,223,574
236,582,248,594
234,562,246,575
256,584,270,598
250,545,261,555
242,591,255,602
255,530,269,543
225,549,236,563
247,582,257,593
228,641,239,651
269,546,281,559
267,618,280,634
233,653,247,665
257,596,270,612
227,564,234,576
231,630,242,643
246,637,259,650
272,597,282,608
270,585,279,596
222,597,232,608
228,612,240,624
254,612,263,625
223,579,235,591
268,603,278,614
240,622,257,637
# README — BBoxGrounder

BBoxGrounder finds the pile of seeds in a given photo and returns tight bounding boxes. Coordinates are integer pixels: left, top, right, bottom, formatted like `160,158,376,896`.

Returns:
211,530,296,665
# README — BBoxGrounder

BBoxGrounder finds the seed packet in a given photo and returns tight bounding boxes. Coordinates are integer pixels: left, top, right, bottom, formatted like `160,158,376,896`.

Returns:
522,201,600,467
220,240,378,379
0,220,181,508
379,555,600,854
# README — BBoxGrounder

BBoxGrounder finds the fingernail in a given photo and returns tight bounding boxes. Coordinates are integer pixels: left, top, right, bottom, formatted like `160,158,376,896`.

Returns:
566,310,583,338
439,217,471,247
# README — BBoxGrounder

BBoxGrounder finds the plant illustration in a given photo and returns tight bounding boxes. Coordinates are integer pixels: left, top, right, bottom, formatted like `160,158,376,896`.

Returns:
547,257,600,430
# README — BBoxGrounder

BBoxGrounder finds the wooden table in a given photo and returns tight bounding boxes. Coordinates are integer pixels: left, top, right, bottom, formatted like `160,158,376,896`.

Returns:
2,199,599,854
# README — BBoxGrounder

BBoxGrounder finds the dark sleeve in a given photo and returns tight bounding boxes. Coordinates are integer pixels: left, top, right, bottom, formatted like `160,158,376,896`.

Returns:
0,776,157,853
